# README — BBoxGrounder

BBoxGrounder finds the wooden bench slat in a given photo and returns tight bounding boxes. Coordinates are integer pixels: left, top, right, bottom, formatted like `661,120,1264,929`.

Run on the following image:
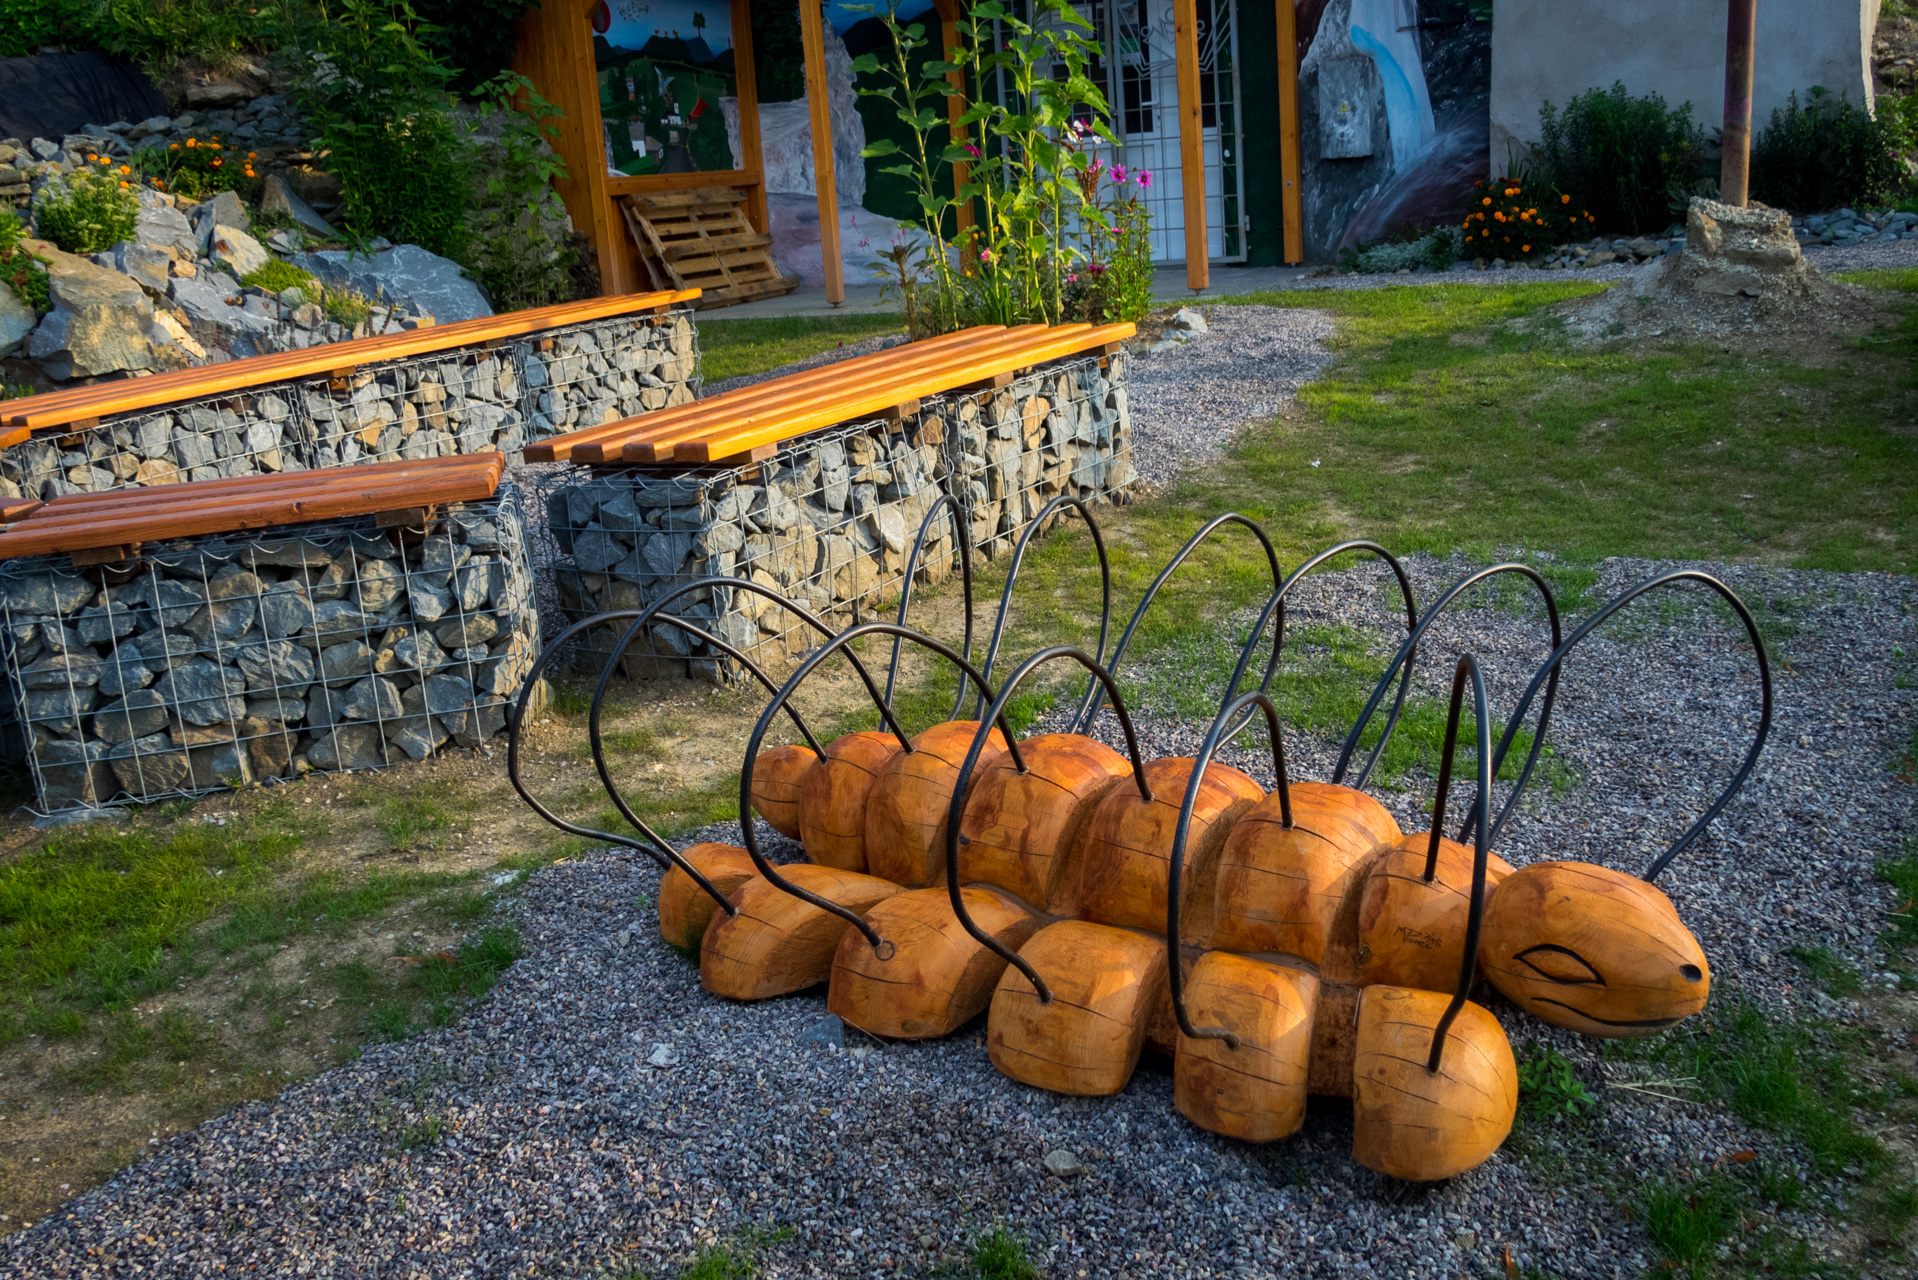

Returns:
17,456,502,517
2,290,701,433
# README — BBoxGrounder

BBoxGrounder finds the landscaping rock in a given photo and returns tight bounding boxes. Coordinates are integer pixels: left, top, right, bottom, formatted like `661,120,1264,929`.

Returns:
134,201,196,256
260,173,334,238
25,245,154,380
294,244,491,324
0,281,35,359
190,190,248,248
207,224,269,279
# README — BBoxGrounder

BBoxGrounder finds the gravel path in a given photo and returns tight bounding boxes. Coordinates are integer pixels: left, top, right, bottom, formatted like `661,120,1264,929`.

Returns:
5,551,1908,1279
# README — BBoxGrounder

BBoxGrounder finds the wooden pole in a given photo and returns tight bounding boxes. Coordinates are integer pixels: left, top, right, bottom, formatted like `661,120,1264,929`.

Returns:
937,0,975,233
1173,0,1209,290
1275,0,1303,264
731,0,769,235
800,0,846,304
1720,0,1757,206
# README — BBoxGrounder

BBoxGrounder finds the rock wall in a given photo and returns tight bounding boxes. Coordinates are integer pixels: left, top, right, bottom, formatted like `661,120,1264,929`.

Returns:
549,352,1133,679
0,482,541,813
0,310,700,502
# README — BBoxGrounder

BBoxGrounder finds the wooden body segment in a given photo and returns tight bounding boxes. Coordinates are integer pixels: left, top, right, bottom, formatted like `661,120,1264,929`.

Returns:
1306,980,1361,1098
1356,835,1515,994
700,864,902,1000
1350,985,1518,1181
749,743,817,840
657,842,760,951
1073,757,1264,942
797,731,902,872
954,734,1133,910
863,721,1009,889
987,920,1169,1096
1210,781,1403,961
827,887,1040,1038
1174,953,1319,1142
1478,861,1711,1037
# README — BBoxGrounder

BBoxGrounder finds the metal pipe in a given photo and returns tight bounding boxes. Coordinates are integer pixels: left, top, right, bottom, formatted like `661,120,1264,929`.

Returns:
1721,0,1758,206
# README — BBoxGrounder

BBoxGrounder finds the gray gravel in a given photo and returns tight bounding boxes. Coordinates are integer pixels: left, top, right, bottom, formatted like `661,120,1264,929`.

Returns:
5,550,1907,1279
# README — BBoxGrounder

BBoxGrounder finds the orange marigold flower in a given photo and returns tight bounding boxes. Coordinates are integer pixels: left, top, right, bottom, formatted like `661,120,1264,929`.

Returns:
1482,197,1492,205
170,143,180,151
119,181,129,189
247,151,256,159
1521,244,1531,252
1560,194,1571,204
119,165,130,175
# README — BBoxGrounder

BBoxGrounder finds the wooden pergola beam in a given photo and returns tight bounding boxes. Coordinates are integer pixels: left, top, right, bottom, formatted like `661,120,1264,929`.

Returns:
934,0,974,232
1276,0,1303,263
800,0,845,305
1173,0,1209,290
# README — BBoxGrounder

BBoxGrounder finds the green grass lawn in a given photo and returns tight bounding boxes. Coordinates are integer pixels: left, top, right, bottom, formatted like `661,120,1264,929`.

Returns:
697,315,906,384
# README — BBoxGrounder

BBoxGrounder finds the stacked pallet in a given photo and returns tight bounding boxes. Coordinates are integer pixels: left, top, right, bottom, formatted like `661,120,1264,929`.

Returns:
622,189,799,308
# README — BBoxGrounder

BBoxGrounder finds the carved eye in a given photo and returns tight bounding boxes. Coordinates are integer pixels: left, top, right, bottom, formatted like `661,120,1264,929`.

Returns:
1681,964,1703,983
1514,944,1604,986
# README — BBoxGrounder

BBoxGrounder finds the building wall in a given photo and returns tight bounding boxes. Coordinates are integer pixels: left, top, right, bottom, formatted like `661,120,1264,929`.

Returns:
1490,0,1880,167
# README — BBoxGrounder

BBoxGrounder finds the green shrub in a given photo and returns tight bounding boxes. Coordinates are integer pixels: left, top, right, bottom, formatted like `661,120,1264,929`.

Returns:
1749,88,1912,212
406,0,541,92
0,208,52,314
460,72,578,311
1536,82,1708,234
130,134,257,201
31,164,140,255
283,0,471,261
0,0,110,58
240,259,317,296
98,0,270,76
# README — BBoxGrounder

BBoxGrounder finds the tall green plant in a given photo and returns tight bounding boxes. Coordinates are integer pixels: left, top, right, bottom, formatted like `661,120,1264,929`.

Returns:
283,0,472,260
1749,88,1912,212
1536,82,1707,233
463,71,578,310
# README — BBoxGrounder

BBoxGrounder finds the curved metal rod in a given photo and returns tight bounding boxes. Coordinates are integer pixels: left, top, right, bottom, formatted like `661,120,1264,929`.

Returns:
1072,512,1284,733
1334,565,1563,846
884,491,976,717
940,645,1153,1003
974,494,1113,717
1165,690,1295,1048
1216,539,1421,748
741,621,1018,954
1489,570,1773,883
1428,654,1494,1075
505,610,735,917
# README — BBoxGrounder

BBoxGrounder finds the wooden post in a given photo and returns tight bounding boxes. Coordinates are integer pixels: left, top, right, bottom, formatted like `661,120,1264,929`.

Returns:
800,0,846,305
936,0,974,233
1720,0,1757,206
1275,0,1303,263
731,0,769,234
1173,0,1209,290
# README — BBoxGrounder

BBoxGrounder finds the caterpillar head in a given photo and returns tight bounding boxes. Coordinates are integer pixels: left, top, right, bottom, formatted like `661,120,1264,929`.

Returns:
1478,861,1709,1038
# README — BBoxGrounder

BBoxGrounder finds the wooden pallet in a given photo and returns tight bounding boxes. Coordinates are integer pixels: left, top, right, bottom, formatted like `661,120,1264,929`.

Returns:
622,188,799,310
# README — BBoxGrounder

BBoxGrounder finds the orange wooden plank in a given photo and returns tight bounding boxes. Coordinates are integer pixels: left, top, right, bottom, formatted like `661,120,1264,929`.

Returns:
2,290,701,432
671,323,1133,463
799,0,844,307
1173,0,1209,290
1275,0,1304,264
25,455,503,517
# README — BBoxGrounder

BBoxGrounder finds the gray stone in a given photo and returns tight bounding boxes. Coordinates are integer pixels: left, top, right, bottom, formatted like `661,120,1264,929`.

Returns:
435,612,500,650
311,599,378,637
305,722,385,770
36,737,115,809
259,581,314,638
6,571,93,617
18,652,102,689
318,639,374,685
386,684,450,760
639,531,691,578
26,248,155,380
207,224,269,279
242,539,334,571
187,741,252,789
293,244,491,324
108,734,190,796
797,1013,845,1050
96,655,155,698
393,630,450,674
259,173,335,238
1170,307,1208,334
153,657,247,725
25,683,98,735
235,639,315,694
406,579,453,623
189,190,248,247
170,271,274,342
112,241,172,296
355,559,403,611
341,674,402,721
1043,1148,1089,1178
93,688,169,744
134,202,197,255
0,281,35,359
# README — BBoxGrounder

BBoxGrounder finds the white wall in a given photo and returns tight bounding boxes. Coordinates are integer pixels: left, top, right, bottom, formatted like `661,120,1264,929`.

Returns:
1490,0,1880,169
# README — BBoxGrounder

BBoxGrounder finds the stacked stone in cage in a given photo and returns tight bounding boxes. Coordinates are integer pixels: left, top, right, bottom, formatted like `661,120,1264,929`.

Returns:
0,483,540,812
0,310,701,502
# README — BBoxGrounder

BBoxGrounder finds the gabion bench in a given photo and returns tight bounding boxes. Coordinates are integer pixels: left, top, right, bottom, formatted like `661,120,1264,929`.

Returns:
0,454,540,812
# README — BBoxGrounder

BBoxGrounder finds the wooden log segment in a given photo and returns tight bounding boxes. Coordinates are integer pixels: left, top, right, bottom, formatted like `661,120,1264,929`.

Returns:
1349,984,1517,1182
1306,981,1362,1098
864,721,1010,888
1478,861,1710,1037
797,731,902,872
1210,781,1403,961
1355,834,1515,994
700,864,902,1000
987,920,1168,1096
827,887,1041,1038
657,843,760,951
749,743,817,840
1173,952,1319,1142
954,733,1133,911
1073,757,1264,943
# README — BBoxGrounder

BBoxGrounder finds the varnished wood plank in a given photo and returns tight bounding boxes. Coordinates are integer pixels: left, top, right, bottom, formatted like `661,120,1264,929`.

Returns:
1275,0,1304,264
799,0,844,306
1173,0,1210,290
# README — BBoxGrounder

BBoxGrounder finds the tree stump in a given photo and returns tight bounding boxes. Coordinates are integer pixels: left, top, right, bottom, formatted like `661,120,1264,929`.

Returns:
658,843,760,951
955,733,1132,911
750,743,817,840
1355,834,1514,993
863,721,1008,888
1350,985,1517,1181
1210,781,1403,961
827,886,1041,1038
1479,861,1710,1037
1174,952,1320,1142
987,920,1168,1096
797,731,902,872
700,864,902,1000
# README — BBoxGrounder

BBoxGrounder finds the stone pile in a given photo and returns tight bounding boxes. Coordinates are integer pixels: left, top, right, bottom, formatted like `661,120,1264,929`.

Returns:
0,485,540,812
1794,207,1917,245
550,353,1133,680
0,310,700,501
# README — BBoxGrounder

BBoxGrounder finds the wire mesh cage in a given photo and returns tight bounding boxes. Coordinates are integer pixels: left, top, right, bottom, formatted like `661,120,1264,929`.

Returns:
544,350,1135,681
0,482,541,813
0,310,702,502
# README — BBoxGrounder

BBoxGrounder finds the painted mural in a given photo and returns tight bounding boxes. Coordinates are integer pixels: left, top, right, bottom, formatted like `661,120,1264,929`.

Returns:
1296,0,1491,261
591,0,741,176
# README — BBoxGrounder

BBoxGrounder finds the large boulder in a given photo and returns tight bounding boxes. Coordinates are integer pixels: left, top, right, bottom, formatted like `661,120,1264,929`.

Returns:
207,223,268,278
23,239,154,379
134,190,196,255
293,244,490,323
1681,197,1811,299
0,281,35,359
189,190,248,251
260,173,335,238
169,271,276,353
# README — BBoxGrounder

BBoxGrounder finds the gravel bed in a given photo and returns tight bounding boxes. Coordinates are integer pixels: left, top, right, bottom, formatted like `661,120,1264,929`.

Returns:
1801,238,1918,273
6,551,1908,1279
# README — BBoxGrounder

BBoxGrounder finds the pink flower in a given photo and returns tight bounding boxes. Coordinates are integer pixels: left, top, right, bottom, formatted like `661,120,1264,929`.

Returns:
1110,163,1128,184
979,248,994,263
963,143,982,159
1136,169,1153,189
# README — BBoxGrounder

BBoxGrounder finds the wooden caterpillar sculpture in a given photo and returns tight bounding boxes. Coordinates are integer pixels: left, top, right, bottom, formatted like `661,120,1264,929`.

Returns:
511,508,1771,1184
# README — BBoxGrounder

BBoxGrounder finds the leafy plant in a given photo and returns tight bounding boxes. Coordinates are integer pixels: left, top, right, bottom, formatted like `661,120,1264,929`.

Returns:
1882,848,1918,951
31,161,140,255
460,71,578,311
1642,1177,1738,1279
240,258,318,297
130,133,257,200
282,0,472,260
1536,82,1708,233
1749,88,1912,212
1517,1044,1597,1119
0,0,111,58
970,1226,1038,1280
99,0,269,76
1460,174,1595,261
0,207,51,314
